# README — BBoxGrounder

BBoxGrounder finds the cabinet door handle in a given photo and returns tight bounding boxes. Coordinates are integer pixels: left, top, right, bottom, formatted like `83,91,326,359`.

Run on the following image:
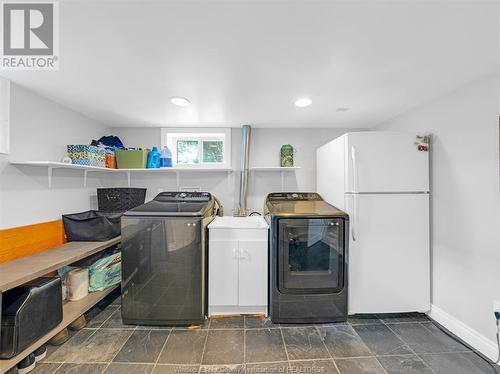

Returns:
239,248,247,260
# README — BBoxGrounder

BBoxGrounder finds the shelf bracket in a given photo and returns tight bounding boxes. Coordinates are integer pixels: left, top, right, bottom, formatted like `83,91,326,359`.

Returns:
281,171,285,192
175,171,180,191
127,171,131,187
83,170,88,188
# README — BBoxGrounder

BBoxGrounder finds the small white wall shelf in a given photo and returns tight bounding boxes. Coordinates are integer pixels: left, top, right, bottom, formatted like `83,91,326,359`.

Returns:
10,161,233,188
10,161,115,188
250,166,300,191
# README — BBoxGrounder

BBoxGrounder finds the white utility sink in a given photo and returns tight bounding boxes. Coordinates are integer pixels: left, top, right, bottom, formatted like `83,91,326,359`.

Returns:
208,216,269,229
208,215,269,316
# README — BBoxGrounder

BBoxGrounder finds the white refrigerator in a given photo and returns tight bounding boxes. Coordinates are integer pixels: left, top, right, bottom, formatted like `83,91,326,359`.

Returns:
317,131,430,314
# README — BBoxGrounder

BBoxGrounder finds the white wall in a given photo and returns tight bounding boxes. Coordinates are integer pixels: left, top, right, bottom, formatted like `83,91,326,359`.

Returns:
0,83,111,228
375,72,500,359
110,127,362,214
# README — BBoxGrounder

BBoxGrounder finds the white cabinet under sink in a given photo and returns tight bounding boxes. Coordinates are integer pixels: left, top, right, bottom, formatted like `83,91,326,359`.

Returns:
208,216,269,316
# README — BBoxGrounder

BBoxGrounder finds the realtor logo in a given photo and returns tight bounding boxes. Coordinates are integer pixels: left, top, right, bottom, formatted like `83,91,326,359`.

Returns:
1,1,59,70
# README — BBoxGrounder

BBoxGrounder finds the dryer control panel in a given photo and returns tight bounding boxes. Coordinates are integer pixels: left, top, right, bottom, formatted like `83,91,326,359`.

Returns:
267,192,322,201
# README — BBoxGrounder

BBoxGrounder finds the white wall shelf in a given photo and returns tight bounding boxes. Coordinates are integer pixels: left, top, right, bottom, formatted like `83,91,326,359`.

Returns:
250,166,300,191
10,161,233,188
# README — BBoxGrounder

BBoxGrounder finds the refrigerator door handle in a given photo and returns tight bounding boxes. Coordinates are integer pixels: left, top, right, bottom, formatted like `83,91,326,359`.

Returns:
350,145,358,242
351,146,358,193
351,194,357,242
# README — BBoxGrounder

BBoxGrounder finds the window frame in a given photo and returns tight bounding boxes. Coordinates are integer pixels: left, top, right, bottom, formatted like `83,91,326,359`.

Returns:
161,128,231,169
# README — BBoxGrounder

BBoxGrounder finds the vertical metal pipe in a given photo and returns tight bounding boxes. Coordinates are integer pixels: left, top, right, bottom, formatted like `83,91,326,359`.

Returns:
237,125,251,216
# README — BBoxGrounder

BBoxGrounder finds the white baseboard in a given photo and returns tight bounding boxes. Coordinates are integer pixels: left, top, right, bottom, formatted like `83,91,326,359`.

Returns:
208,305,267,317
428,304,499,363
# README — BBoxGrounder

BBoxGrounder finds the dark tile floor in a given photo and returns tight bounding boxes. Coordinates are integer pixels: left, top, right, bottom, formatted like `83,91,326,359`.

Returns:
31,295,499,374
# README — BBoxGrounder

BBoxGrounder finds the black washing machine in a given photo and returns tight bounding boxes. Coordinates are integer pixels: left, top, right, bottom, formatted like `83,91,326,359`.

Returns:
121,192,218,326
264,192,349,324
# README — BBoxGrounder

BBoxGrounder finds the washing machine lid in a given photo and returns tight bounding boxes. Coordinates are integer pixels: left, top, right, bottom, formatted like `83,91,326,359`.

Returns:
123,192,214,217
265,192,347,218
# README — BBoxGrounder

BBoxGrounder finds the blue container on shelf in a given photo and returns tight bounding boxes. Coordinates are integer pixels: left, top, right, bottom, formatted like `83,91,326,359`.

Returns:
160,146,173,168
147,147,161,168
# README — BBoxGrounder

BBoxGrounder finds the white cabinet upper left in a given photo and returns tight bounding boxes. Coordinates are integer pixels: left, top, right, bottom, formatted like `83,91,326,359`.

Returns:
0,77,10,154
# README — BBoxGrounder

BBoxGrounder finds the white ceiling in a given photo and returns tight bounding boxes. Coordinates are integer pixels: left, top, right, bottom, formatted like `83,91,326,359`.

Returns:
2,0,499,128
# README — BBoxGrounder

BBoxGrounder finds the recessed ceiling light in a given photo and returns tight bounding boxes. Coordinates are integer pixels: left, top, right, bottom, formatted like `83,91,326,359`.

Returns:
295,98,312,107
170,97,190,107
336,107,349,112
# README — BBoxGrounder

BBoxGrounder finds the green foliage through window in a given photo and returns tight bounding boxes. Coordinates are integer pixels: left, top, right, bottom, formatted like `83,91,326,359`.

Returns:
176,139,224,164
177,140,199,164
203,141,224,163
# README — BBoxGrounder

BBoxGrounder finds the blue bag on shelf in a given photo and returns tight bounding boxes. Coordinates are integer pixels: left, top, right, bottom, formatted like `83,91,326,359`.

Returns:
97,135,125,149
88,252,121,292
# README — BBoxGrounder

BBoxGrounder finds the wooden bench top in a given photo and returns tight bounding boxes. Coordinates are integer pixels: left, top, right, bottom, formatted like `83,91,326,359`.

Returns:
0,237,121,291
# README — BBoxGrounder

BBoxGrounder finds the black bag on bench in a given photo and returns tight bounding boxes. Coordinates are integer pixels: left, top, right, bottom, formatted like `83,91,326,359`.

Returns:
0,277,62,359
63,210,121,241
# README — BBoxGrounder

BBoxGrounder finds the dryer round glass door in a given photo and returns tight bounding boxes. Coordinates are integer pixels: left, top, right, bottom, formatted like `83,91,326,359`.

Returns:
277,218,345,294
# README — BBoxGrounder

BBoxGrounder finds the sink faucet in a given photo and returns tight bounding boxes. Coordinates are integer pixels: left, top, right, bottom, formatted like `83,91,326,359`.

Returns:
213,196,224,217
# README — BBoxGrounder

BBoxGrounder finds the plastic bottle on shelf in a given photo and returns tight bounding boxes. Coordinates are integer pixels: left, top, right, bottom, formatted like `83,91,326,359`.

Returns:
147,147,161,168
160,146,173,168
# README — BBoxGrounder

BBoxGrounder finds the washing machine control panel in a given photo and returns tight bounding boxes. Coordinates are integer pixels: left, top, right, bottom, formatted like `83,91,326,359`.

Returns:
155,192,212,202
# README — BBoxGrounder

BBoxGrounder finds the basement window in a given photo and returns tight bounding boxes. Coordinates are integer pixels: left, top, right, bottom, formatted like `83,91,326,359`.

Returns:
161,128,231,169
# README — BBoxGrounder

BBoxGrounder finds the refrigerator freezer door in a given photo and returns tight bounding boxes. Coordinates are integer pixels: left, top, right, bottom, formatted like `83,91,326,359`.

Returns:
346,132,429,193
345,193,430,314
